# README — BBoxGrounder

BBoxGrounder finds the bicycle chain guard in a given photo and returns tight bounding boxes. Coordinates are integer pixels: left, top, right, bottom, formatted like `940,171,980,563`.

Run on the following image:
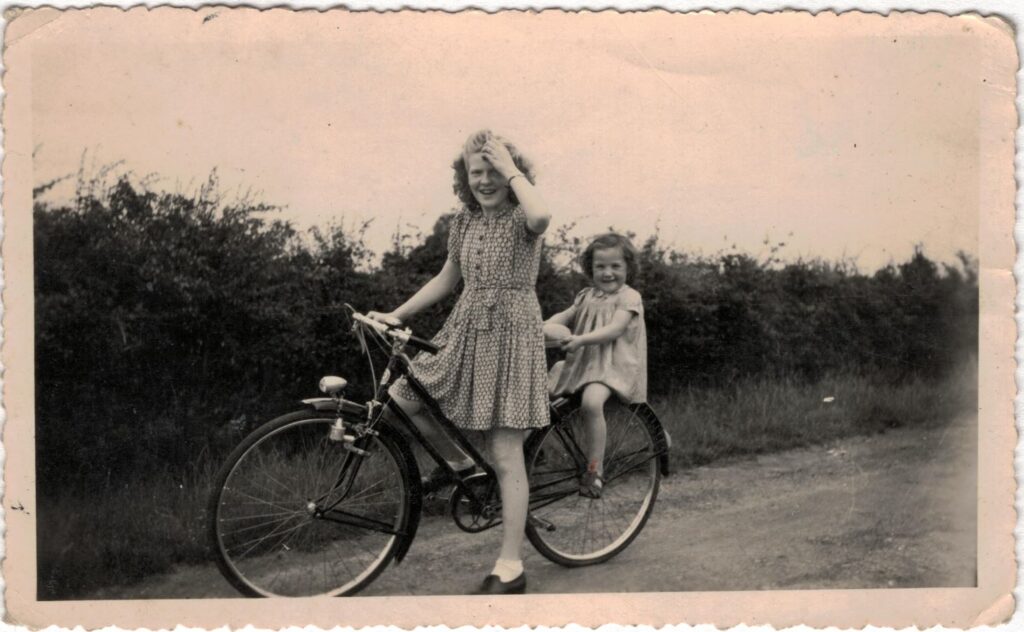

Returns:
448,472,501,533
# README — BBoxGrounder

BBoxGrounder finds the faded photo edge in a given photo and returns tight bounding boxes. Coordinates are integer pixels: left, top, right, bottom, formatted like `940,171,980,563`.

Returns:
1,6,1017,629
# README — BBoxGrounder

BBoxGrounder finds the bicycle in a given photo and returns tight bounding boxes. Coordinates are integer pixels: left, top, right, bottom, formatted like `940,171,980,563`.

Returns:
207,307,670,597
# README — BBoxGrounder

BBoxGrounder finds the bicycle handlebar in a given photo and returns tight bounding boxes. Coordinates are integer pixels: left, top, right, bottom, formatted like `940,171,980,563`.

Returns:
351,312,440,356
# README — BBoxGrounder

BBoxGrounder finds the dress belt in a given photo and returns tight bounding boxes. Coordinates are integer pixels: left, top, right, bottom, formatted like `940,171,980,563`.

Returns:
464,286,532,331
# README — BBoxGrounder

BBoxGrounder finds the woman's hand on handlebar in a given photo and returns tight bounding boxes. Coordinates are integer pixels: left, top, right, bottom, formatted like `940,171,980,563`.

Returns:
367,311,403,327
363,310,440,355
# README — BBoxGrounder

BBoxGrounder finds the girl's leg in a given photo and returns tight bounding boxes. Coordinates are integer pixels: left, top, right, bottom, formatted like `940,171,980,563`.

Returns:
580,383,612,476
389,390,471,466
489,427,529,577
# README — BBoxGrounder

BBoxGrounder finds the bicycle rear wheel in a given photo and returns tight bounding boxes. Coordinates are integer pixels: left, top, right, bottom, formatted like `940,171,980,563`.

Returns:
525,400,663,566
208,410,416,597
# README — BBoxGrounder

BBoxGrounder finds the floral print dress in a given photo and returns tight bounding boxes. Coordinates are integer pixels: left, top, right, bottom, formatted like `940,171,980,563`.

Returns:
391,205,551,431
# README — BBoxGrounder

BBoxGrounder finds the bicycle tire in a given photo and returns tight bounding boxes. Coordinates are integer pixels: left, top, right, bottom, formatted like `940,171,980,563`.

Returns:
208,409,417,597
525,400,663,567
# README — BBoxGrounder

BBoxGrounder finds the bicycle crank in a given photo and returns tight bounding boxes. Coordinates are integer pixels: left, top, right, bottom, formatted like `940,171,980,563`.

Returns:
527,514,556,532
448,472,501,533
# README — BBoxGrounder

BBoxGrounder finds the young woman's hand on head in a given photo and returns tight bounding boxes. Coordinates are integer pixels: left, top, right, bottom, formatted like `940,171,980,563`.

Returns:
481,139,521,180
482,137,551,233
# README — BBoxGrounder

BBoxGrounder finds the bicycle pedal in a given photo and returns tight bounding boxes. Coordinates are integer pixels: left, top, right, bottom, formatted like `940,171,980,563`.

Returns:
528,515,556,532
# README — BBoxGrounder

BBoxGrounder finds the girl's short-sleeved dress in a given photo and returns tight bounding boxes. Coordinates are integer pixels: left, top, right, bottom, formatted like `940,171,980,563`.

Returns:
391,205,551,431
551,285,648,403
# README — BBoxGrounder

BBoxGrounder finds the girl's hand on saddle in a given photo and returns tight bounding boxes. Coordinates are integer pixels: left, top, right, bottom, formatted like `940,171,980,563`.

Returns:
481,139,520,180
367,311,403,327
560,335,586,353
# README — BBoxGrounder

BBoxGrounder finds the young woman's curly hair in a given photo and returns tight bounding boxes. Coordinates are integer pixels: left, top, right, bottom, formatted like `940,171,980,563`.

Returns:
452,130,536,212
581,233,641,283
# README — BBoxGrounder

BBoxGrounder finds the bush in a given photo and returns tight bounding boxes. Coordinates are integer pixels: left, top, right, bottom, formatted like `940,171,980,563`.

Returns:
34,175,979,492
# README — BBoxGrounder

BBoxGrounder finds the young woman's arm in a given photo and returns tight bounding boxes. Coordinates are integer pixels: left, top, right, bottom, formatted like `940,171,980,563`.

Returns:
509,175,550,234
561,310,633,352
482,139,551,234
370,258,462,325
545,306,576,328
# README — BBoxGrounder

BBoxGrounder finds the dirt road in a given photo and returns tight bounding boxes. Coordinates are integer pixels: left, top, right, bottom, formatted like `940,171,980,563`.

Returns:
90,418,976,598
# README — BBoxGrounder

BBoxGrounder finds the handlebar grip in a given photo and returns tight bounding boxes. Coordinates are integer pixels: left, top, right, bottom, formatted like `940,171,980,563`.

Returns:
351,312,388,332
352,312,439,355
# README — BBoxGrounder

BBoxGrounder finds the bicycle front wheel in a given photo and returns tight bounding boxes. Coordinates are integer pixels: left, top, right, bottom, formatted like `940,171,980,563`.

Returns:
525,400,663,566
208,410,415,597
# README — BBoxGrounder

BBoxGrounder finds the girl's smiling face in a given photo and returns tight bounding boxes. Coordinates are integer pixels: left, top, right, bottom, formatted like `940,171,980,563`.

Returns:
591,246,627,293
466,152,510,211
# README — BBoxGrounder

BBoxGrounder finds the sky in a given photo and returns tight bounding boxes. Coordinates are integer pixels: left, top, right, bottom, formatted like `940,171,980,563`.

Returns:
29,9,992,270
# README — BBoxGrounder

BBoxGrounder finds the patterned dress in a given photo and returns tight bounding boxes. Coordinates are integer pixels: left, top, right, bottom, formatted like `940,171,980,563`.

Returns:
550,285,648,403
391,205,551,431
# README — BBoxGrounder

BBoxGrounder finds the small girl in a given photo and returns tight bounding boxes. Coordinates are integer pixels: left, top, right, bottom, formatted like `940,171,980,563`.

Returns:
545,233,648,498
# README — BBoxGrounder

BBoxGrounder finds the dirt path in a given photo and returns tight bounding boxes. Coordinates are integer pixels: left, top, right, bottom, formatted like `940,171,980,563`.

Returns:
89,418,976,598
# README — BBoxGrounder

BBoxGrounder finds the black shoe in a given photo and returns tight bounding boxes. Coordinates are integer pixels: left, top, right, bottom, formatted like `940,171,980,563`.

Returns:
579,471,604,499
471,573,527,595
421,464,474,495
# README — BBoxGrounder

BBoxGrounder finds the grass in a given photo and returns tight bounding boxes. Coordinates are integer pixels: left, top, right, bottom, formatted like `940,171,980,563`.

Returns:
36,457,217,600
653,363,977,469
36,366,977,600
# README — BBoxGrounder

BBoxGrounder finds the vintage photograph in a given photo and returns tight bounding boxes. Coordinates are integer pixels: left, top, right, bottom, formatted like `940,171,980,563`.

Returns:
3,7,1017,629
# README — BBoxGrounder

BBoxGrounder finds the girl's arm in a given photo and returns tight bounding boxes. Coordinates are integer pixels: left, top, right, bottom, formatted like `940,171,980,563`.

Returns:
562,310,633,352
481,139,551,234
370,258,462,325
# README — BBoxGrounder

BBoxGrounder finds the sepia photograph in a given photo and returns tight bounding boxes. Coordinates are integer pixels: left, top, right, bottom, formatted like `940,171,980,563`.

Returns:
2,6,1017,629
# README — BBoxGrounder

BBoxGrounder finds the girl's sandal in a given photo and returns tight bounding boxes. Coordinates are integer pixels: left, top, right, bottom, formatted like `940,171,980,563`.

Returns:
579,471,604,499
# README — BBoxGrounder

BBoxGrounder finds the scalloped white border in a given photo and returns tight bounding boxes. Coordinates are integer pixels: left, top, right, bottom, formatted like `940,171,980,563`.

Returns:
0,2,1018,632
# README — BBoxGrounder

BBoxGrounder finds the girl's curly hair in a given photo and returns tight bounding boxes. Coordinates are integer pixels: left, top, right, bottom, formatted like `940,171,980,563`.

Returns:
581,233,641,283
452,130,536,212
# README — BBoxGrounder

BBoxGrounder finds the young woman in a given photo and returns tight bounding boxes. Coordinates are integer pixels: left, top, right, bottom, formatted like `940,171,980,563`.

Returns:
369,129,551,594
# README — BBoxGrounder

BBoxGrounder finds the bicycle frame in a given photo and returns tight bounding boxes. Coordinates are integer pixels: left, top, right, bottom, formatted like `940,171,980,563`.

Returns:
394,343,622,502
329,317,668,529
333,326,580,522
362,344,505,510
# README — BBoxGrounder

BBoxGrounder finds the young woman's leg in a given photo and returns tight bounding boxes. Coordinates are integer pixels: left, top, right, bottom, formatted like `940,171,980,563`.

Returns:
489,427,529,572
389,390,471,465
580,383,612,475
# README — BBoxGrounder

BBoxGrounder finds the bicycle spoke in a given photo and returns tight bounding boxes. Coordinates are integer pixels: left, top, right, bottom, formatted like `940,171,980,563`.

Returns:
219,508,298,522
228,514,311,560
527,403,662,565
252,462,304,499
222,511,308,537
222,485,304,516
212,415,409,597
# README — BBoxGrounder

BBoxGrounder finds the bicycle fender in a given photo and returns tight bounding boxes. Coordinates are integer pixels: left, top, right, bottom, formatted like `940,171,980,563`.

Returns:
301,397,367,418
393,480,422,564
381,423,422,564
632,403,671,476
